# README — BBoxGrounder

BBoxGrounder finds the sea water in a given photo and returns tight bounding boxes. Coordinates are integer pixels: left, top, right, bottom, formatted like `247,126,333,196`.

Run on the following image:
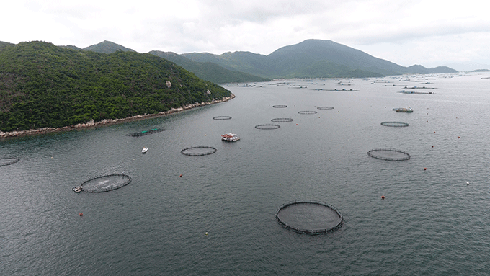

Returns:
1,72,490,275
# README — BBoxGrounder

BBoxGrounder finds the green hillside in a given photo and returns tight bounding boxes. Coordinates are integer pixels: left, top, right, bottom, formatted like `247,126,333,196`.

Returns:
149,50,268,84
0,41,231,132
84,40,136,54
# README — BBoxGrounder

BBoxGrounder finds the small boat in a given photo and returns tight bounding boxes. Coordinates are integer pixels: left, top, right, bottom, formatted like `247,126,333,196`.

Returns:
72,186,83,193
142,147,148,153
393,107,413,113
221,133,240,142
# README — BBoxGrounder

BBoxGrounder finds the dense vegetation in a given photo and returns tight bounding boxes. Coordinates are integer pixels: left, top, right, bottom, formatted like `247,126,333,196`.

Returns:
83,40,137,54
149,50,268,84
60,40,267,84
0,41,231,132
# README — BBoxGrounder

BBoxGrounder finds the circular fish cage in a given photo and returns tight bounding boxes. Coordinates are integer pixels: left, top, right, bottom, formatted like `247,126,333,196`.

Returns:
276,202,343,235
0,157,19,167
380,121,409,127
213,116,232,120
272,105,287,108
298,110,318,115
367,148,410,161
255,124,280,130
74,173,131,193
181,146,218,156
317,107,334,110
271,118,294,122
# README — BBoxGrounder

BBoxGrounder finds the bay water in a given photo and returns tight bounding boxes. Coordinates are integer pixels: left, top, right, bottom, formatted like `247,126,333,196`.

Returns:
2,72,490,275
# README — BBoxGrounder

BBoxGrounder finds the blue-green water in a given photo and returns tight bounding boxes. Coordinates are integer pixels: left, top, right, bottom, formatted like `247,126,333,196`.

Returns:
2,73,490,275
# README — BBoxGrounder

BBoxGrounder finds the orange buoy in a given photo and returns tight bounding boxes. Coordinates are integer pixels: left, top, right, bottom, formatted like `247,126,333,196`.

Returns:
458,136,460,139
381,196,385,200
432,146,434,148
179,174,183,177
79,213,83,216
424,167,427,171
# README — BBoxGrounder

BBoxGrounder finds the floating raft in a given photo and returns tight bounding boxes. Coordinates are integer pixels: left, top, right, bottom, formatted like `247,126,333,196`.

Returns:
398,90,434,94
317,107,334,110
403,86,436,89
128,128,164,137
213,116,232,120
393,107,413,113
311,88,357,91
255,124,280,130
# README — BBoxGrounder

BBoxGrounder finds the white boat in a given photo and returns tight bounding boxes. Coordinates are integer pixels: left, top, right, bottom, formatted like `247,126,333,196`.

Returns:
72,186,83,193
221,133,240,142
142,147,148,153
393,107,413,113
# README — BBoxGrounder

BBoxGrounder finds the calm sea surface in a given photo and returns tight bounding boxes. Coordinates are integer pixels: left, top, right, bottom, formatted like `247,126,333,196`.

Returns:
2,72,490,275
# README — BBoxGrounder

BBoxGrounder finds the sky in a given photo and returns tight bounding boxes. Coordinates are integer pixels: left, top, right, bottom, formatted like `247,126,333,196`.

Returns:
2,0,489,71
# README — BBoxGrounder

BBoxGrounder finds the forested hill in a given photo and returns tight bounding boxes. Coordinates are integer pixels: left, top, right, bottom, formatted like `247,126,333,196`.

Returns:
83,40,137,54
0,41,231,132
149,50,268,84
58,40,267,84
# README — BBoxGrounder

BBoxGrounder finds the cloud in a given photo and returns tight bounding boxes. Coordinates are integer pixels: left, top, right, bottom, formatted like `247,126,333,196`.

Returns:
1,0,489,70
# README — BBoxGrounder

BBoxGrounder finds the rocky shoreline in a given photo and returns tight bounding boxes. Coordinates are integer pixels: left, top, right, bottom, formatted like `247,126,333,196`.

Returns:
0,94,235,139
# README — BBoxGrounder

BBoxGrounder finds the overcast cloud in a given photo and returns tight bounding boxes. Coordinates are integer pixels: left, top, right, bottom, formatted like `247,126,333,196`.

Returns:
2,0,489,71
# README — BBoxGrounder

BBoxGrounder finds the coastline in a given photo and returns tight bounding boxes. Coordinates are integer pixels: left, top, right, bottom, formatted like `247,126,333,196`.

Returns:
0,94,235,139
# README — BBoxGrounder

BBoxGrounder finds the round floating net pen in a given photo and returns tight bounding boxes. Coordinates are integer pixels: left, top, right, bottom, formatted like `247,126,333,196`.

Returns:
74,173,131,193
0,158,19,167
367,148,410,161
276,202,343,235
181,146,217,156
255,124,280,130
272,105,287,108
380,122,409,127
298,111,318,115
317,107,334,110
213,116,232,120
271,118,293,122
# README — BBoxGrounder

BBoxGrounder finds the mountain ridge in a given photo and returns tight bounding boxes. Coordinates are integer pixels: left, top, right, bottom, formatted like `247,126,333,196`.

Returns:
1,39,458,81
182,39,457,78
55,39,457,78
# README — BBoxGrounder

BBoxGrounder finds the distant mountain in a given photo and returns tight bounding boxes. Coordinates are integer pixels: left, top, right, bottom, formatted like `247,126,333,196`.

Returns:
78,41,264,83
59,45,82,51
149,50,268,84
182,39,457,78
405,65,457,74
83,40,136,54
